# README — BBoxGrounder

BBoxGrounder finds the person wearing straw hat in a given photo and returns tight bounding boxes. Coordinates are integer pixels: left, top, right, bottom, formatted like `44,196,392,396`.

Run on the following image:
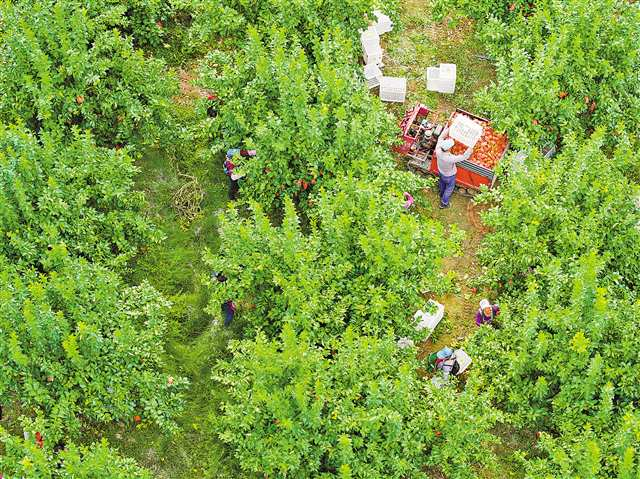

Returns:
476,299,500,326
435,126,474,209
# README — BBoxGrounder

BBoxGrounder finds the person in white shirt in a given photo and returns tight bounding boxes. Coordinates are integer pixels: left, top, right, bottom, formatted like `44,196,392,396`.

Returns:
434,126,474,208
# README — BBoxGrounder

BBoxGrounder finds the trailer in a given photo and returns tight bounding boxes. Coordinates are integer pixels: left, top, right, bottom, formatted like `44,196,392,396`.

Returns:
396,104,509,194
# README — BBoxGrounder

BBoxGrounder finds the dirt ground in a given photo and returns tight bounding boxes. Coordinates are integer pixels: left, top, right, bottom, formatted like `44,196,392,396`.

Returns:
420,189,490,354
380,0,497,356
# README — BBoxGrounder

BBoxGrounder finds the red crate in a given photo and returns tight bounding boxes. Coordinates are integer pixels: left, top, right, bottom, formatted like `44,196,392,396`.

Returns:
395,104,432,155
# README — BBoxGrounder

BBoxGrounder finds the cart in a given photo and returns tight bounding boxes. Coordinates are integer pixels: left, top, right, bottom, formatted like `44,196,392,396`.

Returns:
395,104,437,157
396,105,509,194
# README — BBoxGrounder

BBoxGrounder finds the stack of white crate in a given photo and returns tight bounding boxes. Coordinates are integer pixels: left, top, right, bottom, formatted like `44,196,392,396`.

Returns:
426,63,457,94
379,76,407,103
363,63,383,89
360,11,407,103
360,26,383,67
373,10,393,34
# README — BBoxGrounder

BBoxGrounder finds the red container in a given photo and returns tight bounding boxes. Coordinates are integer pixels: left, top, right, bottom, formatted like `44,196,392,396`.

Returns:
429,108,508,190
395,104,432,155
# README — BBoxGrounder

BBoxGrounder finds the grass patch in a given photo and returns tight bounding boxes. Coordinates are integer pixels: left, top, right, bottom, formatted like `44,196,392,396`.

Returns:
88,141,242,477
382,0,496,121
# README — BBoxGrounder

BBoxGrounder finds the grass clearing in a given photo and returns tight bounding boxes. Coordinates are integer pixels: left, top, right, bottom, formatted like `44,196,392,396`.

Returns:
84,116,241,477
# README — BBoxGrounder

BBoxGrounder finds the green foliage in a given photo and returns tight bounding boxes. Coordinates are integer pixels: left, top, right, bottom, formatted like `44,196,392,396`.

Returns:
89,0,173,49
0,0,178,148
213,325,499,478
0,427,151,478
467,253,640,475
523,412,640,478
198,30,398,211
432,0,536,23
471,0,640,148
0,125,161,271
477,131,640,295
194,0,394,50
0,255,188,437
204,176,456,344
175,0,245,53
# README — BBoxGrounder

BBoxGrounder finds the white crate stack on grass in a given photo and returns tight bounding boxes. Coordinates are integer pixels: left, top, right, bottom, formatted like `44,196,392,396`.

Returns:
360,25,380,50
379,76,407,103
373,10,393,35
359,10,407,103
363,42,383,66
363,63,383,89
360,25,383,66
426,63,457,94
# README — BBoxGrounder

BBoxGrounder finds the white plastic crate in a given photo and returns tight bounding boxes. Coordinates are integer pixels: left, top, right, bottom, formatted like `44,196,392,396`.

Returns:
373,10,393,35
449,114,484,147
453,349,472,374
363,63,382,89
360,26,380,50
363,42,383,66
426,63,457,94
426,66,443,92
413,300,445,333
439,63,457,93
379,76,406,103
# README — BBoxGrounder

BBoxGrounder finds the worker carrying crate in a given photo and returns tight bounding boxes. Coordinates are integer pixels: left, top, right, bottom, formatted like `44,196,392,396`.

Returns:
434,125,474,209
397,105,510,200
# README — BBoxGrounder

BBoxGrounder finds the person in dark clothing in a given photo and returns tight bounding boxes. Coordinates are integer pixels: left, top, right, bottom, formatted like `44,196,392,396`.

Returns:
222,300,236,327
212,272,236,326
206,94,218,118
224,148,256,200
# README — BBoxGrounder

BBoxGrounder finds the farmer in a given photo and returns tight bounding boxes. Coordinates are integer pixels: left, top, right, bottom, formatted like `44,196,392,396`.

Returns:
475,299,500,326
435,126,474,209
224,148,256,200
427,346,461,382
427,346,454,372
212,272,236,327
222,300,236,327
206,94,218,118
439,353,460,379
